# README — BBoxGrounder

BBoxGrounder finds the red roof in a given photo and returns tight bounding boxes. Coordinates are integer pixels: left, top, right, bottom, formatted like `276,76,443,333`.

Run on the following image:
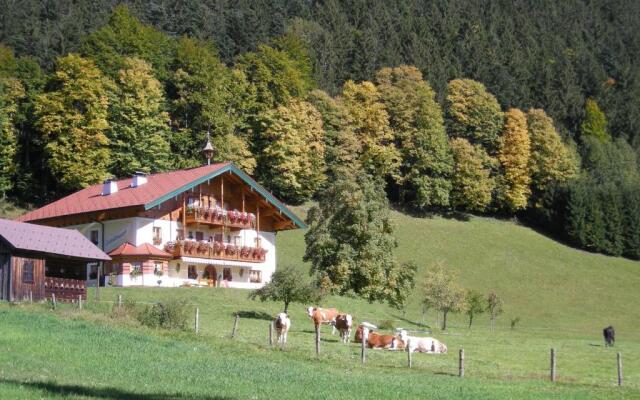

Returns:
17,163,229,223
108,242,173,259
0,219,111,261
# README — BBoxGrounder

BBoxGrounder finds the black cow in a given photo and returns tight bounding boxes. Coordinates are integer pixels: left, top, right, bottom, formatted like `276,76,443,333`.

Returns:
603,326,615,347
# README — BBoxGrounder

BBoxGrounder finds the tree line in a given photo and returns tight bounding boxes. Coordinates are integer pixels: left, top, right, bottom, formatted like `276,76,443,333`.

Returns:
1,5,639,261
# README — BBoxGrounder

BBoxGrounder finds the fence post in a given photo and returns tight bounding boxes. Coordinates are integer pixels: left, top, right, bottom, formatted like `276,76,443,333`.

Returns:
459,348,465,378
269,322,274,348
51,293,56,310
361,328,368,364
550,348,557,382
194,307,200,334
117,294,123,310
231,314,239,338
617,352,623,387
78,294,82,309
315,324,320,357
406,339,412,368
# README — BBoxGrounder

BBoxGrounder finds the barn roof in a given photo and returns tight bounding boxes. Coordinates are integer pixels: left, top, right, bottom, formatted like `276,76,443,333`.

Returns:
0,219,111,261
16,163,306,229
108,242,173,259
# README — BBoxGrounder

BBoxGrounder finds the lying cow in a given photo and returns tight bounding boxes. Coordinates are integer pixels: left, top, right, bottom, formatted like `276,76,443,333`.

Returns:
274,313,291,346
396,330,447,354
334,313,353,344
603,325,615,347
307,307,340,334
354,324,404,349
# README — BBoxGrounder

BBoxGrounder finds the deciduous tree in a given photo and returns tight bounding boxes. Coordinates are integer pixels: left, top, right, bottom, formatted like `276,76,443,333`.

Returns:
465,290,485,329
497,108,531,211
0,77,24,197
249,266,319,313
486,291,504,331
580,98,609,142
421,262,466,331
34,54,111,190
450,138,495,212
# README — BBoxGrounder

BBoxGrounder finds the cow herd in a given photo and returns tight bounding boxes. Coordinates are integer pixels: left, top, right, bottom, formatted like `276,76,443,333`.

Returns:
271,306,447,355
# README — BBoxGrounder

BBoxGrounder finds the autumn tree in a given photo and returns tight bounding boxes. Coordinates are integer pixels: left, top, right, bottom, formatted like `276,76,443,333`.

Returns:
35,54,111,190
307,89,361,181
171,37,255,170
82,5,175,80
249,266,320,313
341,80,400,180
486,291,504,331
527,109,579,199
446,79,504,153
376,66,453,209
496,108,531,211
108,57,171,177
421,262,466,331
580,98,610,142
0,77,24,197
256,99,326,204
449,138,495,212
304,173,416,308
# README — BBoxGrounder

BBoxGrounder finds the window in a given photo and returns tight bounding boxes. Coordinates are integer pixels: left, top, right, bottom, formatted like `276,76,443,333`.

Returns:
188,265,198,280
90,230,99,245
154,262,163,276
223,267,232,281
153,227,162,245
22,260,34,284
188,231,194,240
195,231,204,241
214,233,223,243
254,237,262,248
233,236,241,246
88,263,99,280
249,270,262,284
130,262,142,277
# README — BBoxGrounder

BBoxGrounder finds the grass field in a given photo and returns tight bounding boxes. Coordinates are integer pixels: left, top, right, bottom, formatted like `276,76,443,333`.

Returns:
1,208,639,399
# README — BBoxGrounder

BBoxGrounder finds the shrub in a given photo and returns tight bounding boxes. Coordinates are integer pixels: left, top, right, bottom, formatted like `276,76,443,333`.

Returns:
111,298,138,320
378,319,395,330
510,317,521,330
137,299,188,331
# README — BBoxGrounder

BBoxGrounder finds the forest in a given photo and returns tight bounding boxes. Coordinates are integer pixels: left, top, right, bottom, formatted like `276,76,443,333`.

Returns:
1,1,640,260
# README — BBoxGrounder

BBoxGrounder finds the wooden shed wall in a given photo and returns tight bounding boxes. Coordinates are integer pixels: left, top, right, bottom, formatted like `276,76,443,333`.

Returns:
10,256,45,301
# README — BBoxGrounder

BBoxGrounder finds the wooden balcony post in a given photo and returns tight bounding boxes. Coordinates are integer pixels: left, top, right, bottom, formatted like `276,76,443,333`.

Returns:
182,195,186,240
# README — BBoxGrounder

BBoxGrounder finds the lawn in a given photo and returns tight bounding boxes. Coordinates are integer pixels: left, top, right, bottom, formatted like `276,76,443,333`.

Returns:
1,210,639,399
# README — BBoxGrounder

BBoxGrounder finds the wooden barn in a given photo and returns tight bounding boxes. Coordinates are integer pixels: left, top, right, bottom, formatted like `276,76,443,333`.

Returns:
0,218,110,302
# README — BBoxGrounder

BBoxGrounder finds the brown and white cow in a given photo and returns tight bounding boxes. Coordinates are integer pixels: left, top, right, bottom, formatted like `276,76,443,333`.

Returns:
307,307,340,334
396,330,447,354
354,324,405,349
274,313,291,346
334,313,353,344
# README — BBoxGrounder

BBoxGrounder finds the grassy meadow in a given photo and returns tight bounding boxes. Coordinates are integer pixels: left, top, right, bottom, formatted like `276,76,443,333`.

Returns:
1,208,639,399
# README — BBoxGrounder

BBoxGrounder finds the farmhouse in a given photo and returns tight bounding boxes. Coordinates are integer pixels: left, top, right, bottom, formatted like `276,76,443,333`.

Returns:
0,219,110,302
17,163,305,289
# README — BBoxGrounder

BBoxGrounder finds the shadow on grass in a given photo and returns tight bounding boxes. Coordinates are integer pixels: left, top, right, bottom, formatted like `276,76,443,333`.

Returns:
234,310,272,321
392,314,432,330
0,379,234,400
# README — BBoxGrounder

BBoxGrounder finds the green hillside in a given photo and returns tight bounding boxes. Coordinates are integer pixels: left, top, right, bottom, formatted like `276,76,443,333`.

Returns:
279,206,640,334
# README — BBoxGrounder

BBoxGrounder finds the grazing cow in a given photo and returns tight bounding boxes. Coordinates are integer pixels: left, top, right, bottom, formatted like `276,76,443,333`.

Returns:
307,307,340,334
395,330,447,354
603,326,615,347
334,313,353,344
274,313,291,346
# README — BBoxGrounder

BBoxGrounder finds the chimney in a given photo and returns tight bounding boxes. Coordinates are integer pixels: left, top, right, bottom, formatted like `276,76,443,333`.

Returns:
102,179,118,196
131,172,148,188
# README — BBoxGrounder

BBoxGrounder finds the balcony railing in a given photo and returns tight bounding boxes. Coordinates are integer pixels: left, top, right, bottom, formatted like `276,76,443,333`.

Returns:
184,206,256,229
44,277,86,301
165,240,267,263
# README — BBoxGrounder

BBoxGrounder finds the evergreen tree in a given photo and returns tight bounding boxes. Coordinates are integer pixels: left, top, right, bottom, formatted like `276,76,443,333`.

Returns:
445,79,504,153
257,99,326,204
376,65,453,209
527,109,579,199
170,37,255,170
497,108,531,211
580,98,610,143
81,5,175,80
450,138,495,212
34,54,111,190
341,80,400,180
108,57,172,177
304,173,416,307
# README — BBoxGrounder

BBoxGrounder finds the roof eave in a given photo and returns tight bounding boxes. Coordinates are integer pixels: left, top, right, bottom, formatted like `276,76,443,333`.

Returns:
143,163,307,229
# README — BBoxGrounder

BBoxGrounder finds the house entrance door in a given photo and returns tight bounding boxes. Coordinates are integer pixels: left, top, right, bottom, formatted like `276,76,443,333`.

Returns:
204,265,216,287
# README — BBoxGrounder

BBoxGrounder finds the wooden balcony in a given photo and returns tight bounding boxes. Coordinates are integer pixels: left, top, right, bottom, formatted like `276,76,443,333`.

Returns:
184,206,255,229
44,277,86,301
165,240,267,263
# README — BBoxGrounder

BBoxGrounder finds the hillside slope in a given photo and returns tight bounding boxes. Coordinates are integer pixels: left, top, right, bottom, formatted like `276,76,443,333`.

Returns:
279,207,640,334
